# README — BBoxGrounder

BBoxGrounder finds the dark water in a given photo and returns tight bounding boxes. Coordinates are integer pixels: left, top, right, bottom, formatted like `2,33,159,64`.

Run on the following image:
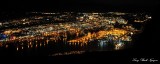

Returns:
0,36,134,56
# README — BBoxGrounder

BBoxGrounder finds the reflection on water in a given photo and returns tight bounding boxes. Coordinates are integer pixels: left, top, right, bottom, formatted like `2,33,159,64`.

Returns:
0,29,134,56
28,45,29,48
17,47,18,51
5,45,8,48
0,12,151,56
0,29,133,56
22,46,23,50
98,40,107,48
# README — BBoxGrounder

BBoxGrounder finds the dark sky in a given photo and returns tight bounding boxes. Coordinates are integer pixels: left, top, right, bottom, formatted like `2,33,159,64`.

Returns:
0,0,159,12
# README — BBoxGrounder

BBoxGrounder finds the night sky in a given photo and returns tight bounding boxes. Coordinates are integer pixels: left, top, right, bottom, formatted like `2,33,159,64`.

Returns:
1,0,159,11
0,0,159,20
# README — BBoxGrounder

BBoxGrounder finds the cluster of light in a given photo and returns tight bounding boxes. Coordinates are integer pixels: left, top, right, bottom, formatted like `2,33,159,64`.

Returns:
0,12,149,52
51,51,85,56
68,28,128,43
115,43,124,50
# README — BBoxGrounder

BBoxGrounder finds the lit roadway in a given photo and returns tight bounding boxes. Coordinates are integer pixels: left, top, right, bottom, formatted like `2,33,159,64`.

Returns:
67,28,130,43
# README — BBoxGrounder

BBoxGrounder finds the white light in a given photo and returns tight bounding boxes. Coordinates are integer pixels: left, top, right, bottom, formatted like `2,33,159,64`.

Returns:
0,23,2,26
23,23,26,24
148,17,152,19
46,19,49,20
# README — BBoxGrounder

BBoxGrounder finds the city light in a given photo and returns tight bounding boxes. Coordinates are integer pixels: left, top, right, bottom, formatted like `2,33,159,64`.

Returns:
0,12,150,56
